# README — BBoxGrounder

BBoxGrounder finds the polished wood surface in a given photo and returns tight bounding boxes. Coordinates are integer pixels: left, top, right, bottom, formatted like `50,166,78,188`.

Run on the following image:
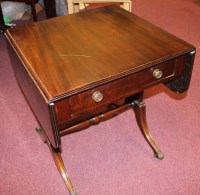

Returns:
5,5,194,101
5,6,196,194
36,127,77,195
6,42,60,147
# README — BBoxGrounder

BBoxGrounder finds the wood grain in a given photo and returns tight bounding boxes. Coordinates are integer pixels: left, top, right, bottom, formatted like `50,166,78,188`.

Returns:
5,5,194,102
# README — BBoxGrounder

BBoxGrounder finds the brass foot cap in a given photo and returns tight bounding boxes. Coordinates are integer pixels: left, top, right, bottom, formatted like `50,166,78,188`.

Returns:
154,151,164,160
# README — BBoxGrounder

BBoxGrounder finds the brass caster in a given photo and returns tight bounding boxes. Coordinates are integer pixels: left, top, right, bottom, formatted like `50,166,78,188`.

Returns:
154,151,164,160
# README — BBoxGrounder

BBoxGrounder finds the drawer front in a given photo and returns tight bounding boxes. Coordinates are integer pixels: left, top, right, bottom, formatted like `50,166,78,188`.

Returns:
69,58,176,115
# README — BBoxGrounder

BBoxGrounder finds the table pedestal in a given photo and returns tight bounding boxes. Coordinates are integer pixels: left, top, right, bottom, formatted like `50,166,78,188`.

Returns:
36,92,163,195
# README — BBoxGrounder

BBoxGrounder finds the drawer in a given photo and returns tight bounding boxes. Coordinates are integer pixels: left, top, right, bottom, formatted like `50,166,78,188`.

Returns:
69,58,176,115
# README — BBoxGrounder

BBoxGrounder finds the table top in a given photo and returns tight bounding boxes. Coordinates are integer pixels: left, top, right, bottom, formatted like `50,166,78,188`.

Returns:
5,5,194,101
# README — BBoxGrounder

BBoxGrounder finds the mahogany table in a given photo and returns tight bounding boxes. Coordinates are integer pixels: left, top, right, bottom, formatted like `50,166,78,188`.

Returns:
5,5,195,195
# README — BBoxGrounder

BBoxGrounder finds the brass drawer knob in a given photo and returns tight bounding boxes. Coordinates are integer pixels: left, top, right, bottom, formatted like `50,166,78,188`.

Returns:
153,69,163,79
92,91,103,102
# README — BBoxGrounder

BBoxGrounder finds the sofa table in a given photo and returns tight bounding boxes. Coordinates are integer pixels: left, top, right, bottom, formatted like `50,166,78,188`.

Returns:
5,5,195,195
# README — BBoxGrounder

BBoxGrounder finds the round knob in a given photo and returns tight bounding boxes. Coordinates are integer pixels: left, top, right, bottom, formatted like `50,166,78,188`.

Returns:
153,69,163,79
92,91,103,102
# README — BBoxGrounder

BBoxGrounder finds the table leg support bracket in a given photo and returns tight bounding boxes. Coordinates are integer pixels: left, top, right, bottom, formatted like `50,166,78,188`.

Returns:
36,127,78,195
35,96,164,194
132,100,164,160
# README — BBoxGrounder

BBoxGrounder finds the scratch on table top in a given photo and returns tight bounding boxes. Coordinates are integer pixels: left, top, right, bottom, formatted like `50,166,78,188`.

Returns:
59,54,91,58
